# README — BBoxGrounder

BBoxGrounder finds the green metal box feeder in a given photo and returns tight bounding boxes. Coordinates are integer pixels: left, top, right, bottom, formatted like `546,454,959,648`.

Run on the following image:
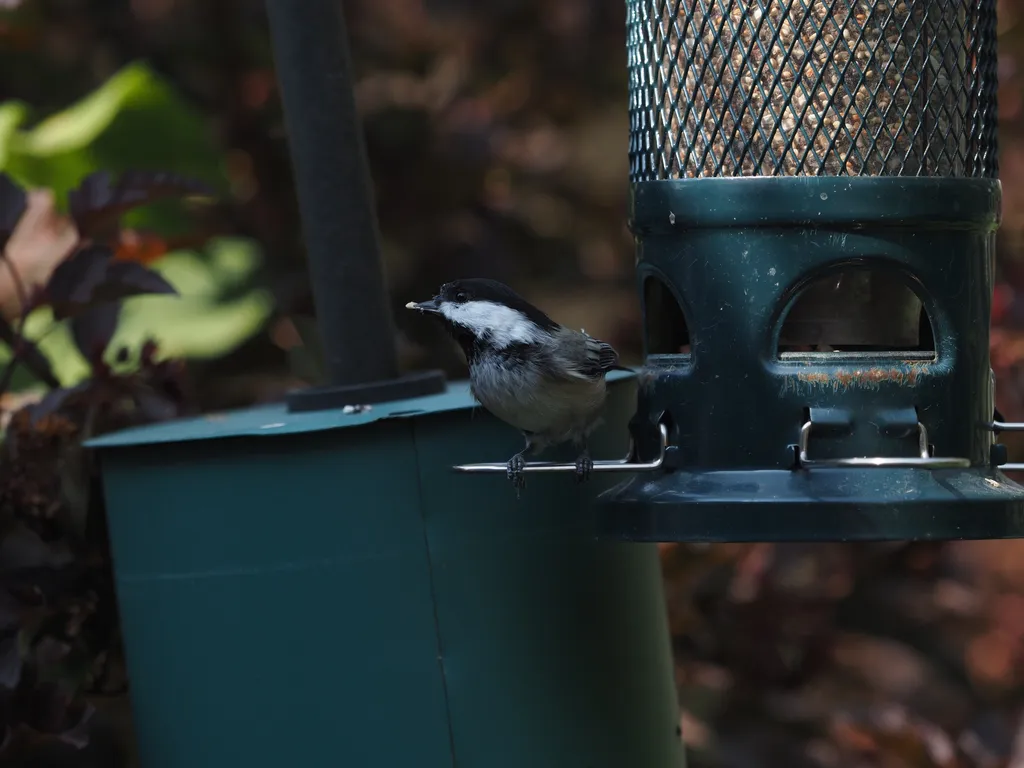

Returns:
89,379,683,768
599,0,1024,541
85,2,684,767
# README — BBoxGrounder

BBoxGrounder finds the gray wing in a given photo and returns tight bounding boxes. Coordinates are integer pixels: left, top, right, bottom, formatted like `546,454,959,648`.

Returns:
585,337,622,376
550,329,627,380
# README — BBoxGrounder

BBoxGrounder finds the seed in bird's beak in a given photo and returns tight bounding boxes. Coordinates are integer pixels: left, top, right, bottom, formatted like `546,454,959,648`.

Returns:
406,298,443,313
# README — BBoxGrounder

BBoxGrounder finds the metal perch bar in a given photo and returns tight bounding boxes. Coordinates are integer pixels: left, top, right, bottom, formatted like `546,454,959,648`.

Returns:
990,421,1024,432
797,421,971,469
453,423,669,474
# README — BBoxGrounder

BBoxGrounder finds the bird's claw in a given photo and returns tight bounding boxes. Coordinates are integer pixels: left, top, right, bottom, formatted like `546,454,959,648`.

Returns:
507,453,527,495
574,451,593,484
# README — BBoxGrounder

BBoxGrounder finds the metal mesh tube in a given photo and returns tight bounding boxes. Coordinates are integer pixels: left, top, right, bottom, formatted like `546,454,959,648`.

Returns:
627,0,998,180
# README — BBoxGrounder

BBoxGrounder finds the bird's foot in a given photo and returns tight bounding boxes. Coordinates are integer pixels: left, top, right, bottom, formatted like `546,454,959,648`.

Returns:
574,450,593,484
507,452,527,496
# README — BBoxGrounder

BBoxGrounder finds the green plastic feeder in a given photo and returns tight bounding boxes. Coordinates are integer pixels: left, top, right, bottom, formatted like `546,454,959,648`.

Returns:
599,0,1024,542
88,375,683,768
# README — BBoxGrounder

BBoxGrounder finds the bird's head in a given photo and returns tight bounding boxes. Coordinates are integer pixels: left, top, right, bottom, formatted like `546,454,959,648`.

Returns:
406,278,559,348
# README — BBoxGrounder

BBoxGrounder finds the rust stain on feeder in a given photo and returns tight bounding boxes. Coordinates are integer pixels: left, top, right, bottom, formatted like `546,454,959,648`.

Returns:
780,362,932,394
804,365,929,389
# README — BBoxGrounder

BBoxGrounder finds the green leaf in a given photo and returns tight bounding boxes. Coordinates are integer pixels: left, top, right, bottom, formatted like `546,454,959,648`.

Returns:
19,310,90,386
0,63,264,387
18,237,272,386
11,66,153,156
117,238,272,358
0,101,27,169
118,289,273,359
0,62,226,235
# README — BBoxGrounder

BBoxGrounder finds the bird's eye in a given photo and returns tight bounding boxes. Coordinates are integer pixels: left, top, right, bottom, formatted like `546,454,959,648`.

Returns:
455,291,467,303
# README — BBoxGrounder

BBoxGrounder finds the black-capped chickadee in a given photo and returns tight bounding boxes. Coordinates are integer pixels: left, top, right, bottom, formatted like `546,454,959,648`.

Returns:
406,278,629,490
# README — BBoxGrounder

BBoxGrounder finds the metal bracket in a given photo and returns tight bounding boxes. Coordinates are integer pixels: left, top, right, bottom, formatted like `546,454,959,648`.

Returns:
453,423,669,475
798,420,971,469
987,420,1024,470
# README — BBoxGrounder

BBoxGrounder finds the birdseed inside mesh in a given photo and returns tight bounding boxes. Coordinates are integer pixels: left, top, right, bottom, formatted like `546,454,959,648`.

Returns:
628,0,993,178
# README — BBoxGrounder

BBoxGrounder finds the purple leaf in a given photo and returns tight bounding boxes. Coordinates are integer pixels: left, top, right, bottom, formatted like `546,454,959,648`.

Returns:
45,244,114,317
27,388,73,421
0,175,26,250
70,304,121,363
26,382,89,425
46,245,176,319
133,389,180,422
68,170,215,238
101,260,177,300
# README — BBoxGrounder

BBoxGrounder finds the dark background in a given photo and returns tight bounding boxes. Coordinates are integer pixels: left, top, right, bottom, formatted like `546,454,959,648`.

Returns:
4,1,1024,766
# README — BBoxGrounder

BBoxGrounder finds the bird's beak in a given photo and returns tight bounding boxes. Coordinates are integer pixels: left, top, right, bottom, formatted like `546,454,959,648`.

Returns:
405,296,443,314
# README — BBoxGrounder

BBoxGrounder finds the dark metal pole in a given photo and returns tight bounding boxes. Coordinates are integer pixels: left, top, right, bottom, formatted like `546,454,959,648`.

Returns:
265,0,444,411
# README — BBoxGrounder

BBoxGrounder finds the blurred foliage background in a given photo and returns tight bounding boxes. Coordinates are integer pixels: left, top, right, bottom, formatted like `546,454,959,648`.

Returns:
3,0,1024,766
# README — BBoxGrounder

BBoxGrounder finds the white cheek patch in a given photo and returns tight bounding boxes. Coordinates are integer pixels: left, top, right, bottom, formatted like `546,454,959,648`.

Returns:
440,300,546,347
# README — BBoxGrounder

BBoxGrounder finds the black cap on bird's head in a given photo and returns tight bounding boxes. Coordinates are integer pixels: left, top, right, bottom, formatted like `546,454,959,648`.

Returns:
406,278,559,346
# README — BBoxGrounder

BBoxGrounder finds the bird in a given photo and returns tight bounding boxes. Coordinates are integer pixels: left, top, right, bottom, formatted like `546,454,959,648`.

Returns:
406,278,629,491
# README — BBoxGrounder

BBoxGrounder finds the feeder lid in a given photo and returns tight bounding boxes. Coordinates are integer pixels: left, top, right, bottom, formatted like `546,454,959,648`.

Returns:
85,382,477,449
85,371,637,449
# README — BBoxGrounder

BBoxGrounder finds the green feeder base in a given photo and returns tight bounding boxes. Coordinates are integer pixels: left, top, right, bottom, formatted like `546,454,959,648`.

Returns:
598,467,1024,542
88,373,685,768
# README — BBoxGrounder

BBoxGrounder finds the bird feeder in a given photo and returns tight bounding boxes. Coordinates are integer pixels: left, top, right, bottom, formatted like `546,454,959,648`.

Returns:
599,0,1024,541
85,2,684,767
